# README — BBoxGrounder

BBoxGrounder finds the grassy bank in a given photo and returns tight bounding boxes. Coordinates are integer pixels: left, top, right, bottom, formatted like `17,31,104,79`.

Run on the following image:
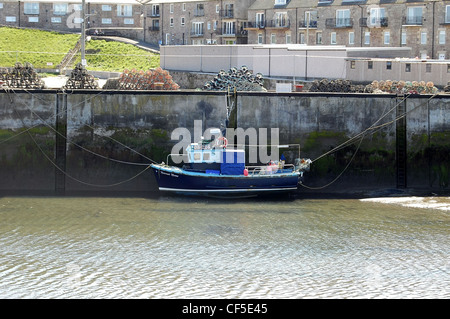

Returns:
0,27,159,72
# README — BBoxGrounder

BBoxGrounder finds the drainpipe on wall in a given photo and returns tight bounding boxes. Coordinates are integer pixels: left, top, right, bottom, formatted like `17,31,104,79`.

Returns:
431,1,436,59
18,1,21,27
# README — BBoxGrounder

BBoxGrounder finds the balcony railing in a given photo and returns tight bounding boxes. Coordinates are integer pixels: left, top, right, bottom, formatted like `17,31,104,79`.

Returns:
148,11,160,17
148,26,160,31
359,17,388,27
191,31,204,37
325,18,353,28
299,20,318,28
403,16,423,25
246,21,265,29
194,9,204,17
265,19,290,28
219,9,234,18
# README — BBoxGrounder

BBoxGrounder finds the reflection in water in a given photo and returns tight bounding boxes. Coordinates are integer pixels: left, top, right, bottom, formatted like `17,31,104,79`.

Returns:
0,195,448,298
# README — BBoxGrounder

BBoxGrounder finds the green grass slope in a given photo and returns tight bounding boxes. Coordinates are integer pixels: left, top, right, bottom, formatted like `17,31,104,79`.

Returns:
0,27,160,72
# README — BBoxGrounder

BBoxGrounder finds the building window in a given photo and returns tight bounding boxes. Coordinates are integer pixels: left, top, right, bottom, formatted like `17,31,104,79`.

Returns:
421,32,427,44
73,17,82,24
117,5,132,17
271,33,276,44
274,12,289,27
368,61,373,69
331,32,336,44
364,32,370,45
124,18,134,25
286,32,291,44
406,7,422,25
183,3,186,11
214,21,218,30
28,16,39,23
316,32,322,44
181,17,185,26
256,13,265,28
216,5,219,14
299,32,305,44
102,18,112,24
426,64,431,73
384,31,390,45
53,3,68,15
192,22,204,35
24,3,39,15
0,3,3,9
170,17,174,27
447,64,450,73
275,0,287,5
102,5,112,11
336,9,350,27
73,4,82,11
405,63,411,72
446,6,450,23
151,5,159,16
386,61,392,70
258,33,263,44
350,61,356,69
170,4,174,13
401,32,407,45
5,16,16,22
349,32,354,45
51,17,62,23
439,30,445,45
369,7,386,27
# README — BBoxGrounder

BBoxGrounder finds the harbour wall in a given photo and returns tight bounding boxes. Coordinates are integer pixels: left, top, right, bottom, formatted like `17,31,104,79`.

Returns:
0,89,448,196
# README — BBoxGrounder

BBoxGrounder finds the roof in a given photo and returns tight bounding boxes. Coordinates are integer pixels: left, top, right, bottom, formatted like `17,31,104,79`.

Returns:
3,0,143,4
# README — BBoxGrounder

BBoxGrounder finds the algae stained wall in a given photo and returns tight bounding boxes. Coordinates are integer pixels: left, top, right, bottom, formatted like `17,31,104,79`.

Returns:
0,90,448,194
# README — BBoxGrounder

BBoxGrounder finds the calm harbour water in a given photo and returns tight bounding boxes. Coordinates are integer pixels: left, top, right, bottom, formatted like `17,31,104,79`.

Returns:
0,194,448,299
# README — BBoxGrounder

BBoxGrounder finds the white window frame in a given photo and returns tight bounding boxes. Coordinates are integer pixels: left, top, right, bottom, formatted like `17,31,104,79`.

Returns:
170,17,174,27
421,32,427,44
274,12,288,27
0,3,3,9
102,5,112,11
192,22,204,35
183,3,186,11
316,32,322,44
216,5,219,13
24,3,39,15
384,31,390,45
28,16,39,23
369,7,385,26
331,32,337,44
73,4,82,11
258,33,263,44
181,17,185,26
439,30,446,45
286,32,291,44
299,32,305,44
275,0,287,5
271,33,276,44
102,18,112,24
151,4,159,16
73,17,83,24
117,5,132,17
349,31,354,45
5,16,16,22
170,4,174,13
446,5,450,23
364,31,370,45
124,18,134,25
401,32,407,45
53,3,68,15
51,17,62,23
406,7,422,25
256,13,265,28
336,9,350,27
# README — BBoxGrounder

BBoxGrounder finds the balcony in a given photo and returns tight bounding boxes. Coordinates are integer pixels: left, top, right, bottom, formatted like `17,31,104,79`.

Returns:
148,26,160,31
325,18,353,28
191,31,204,37
299,20,318,28
245,21,265,29
219,9,234,18
194,9,204,17
359,17,388,27
265,19,290,29
402,16,423,26
215,28,248,37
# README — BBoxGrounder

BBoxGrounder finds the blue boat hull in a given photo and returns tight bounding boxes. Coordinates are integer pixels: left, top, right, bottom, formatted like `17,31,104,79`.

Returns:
150,164,301,195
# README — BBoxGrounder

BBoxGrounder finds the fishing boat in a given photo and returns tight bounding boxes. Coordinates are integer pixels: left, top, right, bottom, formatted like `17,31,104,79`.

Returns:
150,129,311,196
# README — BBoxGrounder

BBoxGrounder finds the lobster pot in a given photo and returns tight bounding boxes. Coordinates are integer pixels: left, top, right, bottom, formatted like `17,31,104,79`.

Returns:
221,150,245,175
